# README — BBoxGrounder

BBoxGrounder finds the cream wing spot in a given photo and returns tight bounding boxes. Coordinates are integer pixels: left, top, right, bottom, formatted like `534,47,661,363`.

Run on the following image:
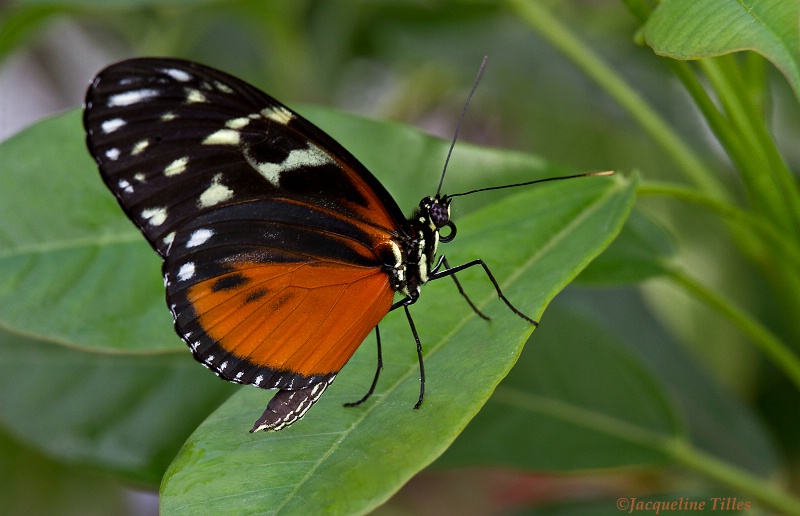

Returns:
214,81,234,94
141,206,168,226
202,129,240,146
225,117,251,129
186,228,214,248
131,139,149,155
108,89,158,107
160,112,177,122
118,179,134,194
261,106,293,125
101,118,126,134
198,174,234,208
284,145,331,169
162,231,176,248
161,68,192,82
244,144,333,187
105,148,121,161
164,157,189,176
185,88,207,103
177,262,196,282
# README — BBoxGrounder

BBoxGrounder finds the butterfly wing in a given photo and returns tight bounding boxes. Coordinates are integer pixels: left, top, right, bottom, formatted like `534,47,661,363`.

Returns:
84,58,406,429
164,202,395,432
83,57,407,256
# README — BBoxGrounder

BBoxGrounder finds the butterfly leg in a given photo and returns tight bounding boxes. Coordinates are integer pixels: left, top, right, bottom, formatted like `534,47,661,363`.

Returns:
434,256,490,320
344,326,384,407
403,305,426,409
346,303,427,409
429,259,538,326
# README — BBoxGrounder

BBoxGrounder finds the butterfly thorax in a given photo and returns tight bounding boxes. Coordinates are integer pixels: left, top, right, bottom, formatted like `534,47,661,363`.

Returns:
383,195,453,301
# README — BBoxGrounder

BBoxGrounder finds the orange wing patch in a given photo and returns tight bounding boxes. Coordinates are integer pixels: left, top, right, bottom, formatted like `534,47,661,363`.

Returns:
186,261,394,377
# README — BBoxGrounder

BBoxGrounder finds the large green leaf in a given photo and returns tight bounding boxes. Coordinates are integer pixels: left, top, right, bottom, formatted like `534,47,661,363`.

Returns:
160,175,636,513
643,0,800,99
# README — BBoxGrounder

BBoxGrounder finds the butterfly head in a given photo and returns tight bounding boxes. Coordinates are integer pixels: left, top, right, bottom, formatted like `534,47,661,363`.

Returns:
419,194,456,244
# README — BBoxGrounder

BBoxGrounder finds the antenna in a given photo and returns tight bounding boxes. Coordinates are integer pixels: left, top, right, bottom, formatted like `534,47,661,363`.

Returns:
436,56,489,197
447,170,615,199
436,58,615,199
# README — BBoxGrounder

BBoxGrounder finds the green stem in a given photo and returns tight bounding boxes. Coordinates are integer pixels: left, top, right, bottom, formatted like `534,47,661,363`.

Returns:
667,62,753,180
638,182,800,271
700,57,800,237
668,268,800,393
666,438,800,516
506,0,729,200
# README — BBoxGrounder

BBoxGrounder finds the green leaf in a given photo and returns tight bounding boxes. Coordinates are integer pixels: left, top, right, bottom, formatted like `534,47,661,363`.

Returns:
643,0,800,100
0,429,128,515
0,328,235,484
575,208,676,286
439,294,680,471
0,113,237,482
438,289,779,478
161,175,636,513
0,111,177,353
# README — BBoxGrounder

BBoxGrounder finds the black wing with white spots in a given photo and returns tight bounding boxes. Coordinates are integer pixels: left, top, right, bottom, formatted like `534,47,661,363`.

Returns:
83,57,406,257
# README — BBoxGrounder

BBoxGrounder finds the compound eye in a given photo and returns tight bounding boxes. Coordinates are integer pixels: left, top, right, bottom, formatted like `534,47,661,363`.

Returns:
439,221,457,243
429,201,450,228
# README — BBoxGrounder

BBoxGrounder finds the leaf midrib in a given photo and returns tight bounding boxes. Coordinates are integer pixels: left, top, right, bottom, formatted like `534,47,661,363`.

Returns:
0,231,142,259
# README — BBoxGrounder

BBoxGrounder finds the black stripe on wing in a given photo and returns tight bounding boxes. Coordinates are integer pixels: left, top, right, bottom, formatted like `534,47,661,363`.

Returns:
163,198,387,287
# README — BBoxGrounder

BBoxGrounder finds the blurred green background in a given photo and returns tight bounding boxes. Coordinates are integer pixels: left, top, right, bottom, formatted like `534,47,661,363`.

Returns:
1,1,799,514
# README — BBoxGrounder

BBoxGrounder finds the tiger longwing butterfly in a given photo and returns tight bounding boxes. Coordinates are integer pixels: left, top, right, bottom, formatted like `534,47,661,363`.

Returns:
84,57,610,432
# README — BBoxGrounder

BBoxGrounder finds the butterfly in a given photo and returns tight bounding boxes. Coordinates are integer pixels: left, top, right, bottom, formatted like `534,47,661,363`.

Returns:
84,57,606,432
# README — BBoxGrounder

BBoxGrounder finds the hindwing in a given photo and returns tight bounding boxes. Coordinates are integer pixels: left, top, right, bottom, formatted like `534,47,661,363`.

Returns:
163,199,395,389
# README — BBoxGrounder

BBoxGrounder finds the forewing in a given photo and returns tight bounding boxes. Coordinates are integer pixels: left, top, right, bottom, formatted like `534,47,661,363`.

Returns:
83,57,406,257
